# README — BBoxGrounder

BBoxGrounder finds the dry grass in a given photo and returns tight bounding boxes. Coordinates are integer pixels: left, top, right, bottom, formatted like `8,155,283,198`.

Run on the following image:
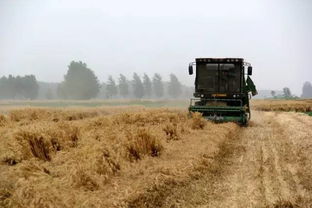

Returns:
252,99,312,112
270,200,298,208
0,106,230,207
126,128,163,161
0,114,6,127
14,122,79,161
8,107,108,122
2,104,312,207
190,112,207,129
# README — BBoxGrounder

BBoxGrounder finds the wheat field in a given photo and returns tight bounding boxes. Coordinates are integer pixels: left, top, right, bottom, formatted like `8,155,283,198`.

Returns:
252,99,312,112
0,106,239,207
1,100,312,208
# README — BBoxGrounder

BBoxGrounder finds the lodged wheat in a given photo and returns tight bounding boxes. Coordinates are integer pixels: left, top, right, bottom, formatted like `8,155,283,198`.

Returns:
0,106,226,208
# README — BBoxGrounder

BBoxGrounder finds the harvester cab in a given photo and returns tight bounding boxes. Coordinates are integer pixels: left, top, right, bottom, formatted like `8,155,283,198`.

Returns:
188,58,257,125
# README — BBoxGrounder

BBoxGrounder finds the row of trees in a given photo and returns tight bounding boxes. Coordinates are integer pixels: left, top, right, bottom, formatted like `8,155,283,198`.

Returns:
57,61,183,99
270,82,312,99
271,87,296,99
0,75,38,99
1,61,312,100
102,73,182,99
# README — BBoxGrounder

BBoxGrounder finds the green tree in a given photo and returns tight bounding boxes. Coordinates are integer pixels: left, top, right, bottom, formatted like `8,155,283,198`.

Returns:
283,87,292,98
98,83,107,99
143,74,152,98
132,73,144,98
21,75,39,99
271,90,276,98
0,76,11,99
168,74,182,98
302,81,312,98
118,74,129,98
152,73,164,98
59,61,100,99
7,75,16,98
106,76,118,98
0,75,38,99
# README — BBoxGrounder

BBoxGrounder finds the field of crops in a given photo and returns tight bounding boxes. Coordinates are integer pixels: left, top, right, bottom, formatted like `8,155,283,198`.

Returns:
1,99,312,208
0,99,189,109
252,99,312,113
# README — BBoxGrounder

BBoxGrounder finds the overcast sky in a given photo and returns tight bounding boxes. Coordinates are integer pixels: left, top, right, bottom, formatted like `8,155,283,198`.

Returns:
0,0,311,95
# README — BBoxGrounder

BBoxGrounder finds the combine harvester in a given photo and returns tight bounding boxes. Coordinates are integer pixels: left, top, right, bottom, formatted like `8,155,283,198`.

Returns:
188,58,257,125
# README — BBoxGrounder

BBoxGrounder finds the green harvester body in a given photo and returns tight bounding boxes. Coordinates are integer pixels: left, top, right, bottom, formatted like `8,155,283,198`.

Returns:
188,58,257,125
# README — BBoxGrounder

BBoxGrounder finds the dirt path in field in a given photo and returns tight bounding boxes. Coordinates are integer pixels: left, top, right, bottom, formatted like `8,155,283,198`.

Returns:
129,111,312,208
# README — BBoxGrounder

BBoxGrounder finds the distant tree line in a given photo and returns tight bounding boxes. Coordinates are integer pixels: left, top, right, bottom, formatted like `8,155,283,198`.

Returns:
99,72,183,99
270,81,312,99
54,61,185,99
3,60,311,100
270,87,296,99
0,75,38,99
0,61,190,100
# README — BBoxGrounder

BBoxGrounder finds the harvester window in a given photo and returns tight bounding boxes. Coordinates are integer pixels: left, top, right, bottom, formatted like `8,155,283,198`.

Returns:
197,64,218,91
219,64,233,92
219,64,240,92
220,64,234,71
196,63,241,93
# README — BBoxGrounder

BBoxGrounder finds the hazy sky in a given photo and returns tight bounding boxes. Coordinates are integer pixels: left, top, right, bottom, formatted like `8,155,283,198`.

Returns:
0,0,311,95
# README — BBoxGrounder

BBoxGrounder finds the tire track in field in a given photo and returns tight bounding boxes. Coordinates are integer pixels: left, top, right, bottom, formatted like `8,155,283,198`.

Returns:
205,111,312,207
167,111,283,208
127,111,312,208
208,111,311,207
274,112,312,204
126,124,244,208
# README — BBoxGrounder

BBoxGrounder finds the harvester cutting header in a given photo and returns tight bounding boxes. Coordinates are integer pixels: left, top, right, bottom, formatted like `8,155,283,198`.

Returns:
188,58,257,125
